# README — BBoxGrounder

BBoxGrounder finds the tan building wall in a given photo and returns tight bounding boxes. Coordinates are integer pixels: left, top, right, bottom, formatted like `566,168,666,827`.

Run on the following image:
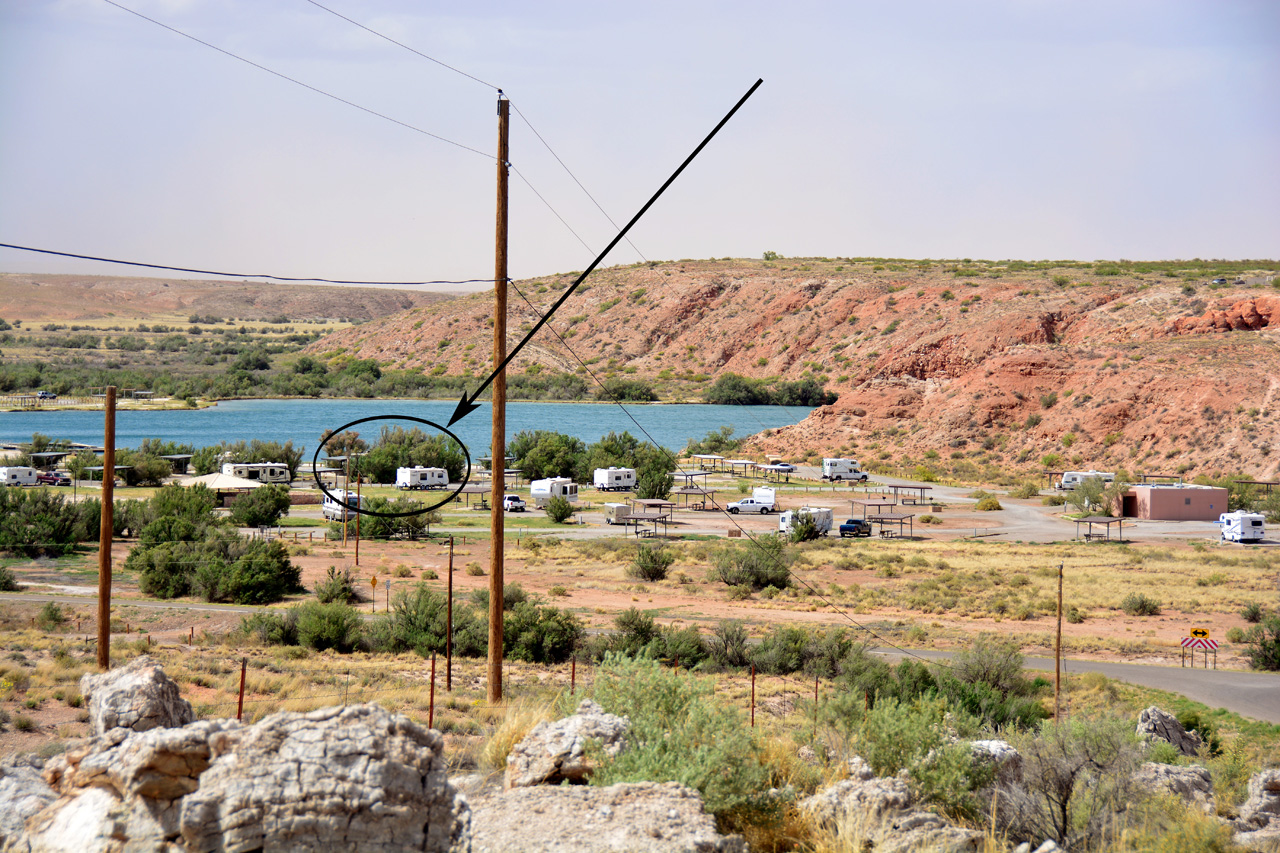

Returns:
1119,485,1229,521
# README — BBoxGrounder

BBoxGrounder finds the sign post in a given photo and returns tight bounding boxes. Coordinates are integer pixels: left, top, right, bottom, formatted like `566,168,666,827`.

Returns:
370,576,377,614
1181,633,1217,669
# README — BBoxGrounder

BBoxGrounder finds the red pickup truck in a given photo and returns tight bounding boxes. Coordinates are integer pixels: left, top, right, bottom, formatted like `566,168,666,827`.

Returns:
36,472,71,486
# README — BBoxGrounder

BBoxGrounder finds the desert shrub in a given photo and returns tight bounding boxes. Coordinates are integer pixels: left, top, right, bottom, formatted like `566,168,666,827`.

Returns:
0,565,18,592
975,496,1003,511
1121,593,1162,616
627,545,674,582
1241,602,1265,623
712,535,792,590
1041,494,1066,506
0,487,83,557
374,583,486,658
751,624,817,675
465,561,485,576
1066,606,1086,624
239,611,298,646
1242,614,1280,671
314,565,362,604
589,657,775,829
503,601,584,664
36,602,67,631
787,513,821,543
468,583,530,613
294,601,363,653
544,495,574,523
1010,482,1041,499
706,620,751,669
228,484,291,528
1226,626,1246,643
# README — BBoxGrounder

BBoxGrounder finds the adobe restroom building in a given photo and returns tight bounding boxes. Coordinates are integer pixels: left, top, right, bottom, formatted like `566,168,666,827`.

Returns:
1118,483,1229,521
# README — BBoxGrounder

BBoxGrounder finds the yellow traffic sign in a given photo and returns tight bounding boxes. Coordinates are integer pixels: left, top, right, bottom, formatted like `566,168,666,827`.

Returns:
1190,628,1210,639
370,577,378,590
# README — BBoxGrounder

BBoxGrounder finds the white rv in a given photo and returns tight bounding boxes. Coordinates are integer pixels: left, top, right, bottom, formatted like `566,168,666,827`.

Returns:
603,502,632,525
530,477,579,509
593,467,636,491
778,506,834,536
322,490,367,521
1220,511,1265,543
0,467,38,487
395,466,449,490
727,486,776,514
221,462,291,484
1055,470,1115,491
822,458,869,482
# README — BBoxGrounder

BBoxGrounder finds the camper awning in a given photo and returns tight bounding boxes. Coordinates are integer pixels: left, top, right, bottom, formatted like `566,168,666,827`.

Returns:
179,472,264,490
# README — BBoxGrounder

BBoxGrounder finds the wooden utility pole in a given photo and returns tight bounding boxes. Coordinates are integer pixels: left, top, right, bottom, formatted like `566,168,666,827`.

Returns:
447,535,454,692
96,386,116,670
1055,562,1064,719
488,93,509,705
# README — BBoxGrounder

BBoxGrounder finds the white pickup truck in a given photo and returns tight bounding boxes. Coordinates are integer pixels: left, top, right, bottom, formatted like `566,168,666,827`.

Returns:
727,496,774,514
502,494,527,512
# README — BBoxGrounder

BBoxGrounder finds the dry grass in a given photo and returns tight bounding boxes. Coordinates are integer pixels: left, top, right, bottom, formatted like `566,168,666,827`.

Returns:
479,696,557,772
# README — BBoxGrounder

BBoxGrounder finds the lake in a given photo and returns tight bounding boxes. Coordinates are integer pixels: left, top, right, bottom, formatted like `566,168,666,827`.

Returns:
0,399,811,460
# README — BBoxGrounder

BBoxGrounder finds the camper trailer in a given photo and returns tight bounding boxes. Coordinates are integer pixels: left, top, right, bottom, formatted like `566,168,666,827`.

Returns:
1220,511,1265,543
221,462,291,484
593,467,636,491
778,506,834,537
0,467,38,487
1055,471,1115,491
322,490,367,521
727,486,776,514
530,477,579,509
395,466,449,490
822,458,869,482
603,502,632,525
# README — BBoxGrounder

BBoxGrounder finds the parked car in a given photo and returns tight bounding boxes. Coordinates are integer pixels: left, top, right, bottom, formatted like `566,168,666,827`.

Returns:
774,463,797,473
839,518,872,537
726,497,774,514
36,390,57,400
36,472,71,486
502,494,527,512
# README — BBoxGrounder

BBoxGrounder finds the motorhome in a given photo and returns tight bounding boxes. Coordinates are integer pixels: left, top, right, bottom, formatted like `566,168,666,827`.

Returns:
322,490,367,521
221,462,291,484
822,458,868,482
1220,511,1265,543
1055,471,1115,491
603,502,632,525
727,486,776,514
530,477,579,509
778,506,834,536
593,467,636,491
395,466,449,490
0,467,38,487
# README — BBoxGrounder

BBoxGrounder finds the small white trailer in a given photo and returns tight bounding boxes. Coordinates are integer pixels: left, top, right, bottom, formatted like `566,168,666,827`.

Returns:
603,502,632,525
728,486,776,514
0,466,38,487
778,506,834,536
593,467,636,491
531,477,579,508
1219,511,1265,543
322,490,367,521
395,466,449,490
1055,470,1115,490
221,462,291,484
822,458,869,482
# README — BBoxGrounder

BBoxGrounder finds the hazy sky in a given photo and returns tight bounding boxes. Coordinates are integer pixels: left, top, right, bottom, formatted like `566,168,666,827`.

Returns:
1,0,1277,290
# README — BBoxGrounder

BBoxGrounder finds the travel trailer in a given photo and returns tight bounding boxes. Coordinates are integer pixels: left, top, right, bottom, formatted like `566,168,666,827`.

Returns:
593,467,636,491
727,487,776,514
395,466,449,490
822,458,869,482
322,490,367,521
0,467,38,487
603,502,633,525
778,506,834,536
1220,511,1265,543
1055,471,1115,491
530,477,578,509
221,462,291,484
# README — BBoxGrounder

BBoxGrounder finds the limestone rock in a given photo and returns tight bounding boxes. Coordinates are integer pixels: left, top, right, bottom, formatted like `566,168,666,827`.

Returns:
1136,706,1202,757
178,703,467,852
1237,769,1280,830
0,758,57,847
971,740,1023,787
1131,762,1215,814
467,780,744,853
799,774,913,827
79,656,195,737
846,755,875,782
879,810,982,853
504,699,629,789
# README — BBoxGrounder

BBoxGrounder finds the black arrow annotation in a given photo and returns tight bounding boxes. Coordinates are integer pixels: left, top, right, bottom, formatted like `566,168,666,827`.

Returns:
448,77,763,428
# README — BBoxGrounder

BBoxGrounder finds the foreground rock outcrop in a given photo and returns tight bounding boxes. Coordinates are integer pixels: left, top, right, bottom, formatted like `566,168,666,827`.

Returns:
504,699,629,789
79,655,195,737
1136,706,1203,757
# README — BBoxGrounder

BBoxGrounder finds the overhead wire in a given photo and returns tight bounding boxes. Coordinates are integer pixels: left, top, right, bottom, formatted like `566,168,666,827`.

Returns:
0,243,493,286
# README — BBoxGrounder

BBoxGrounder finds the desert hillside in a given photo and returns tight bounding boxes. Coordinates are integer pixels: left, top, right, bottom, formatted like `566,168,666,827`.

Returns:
308,257,1280,479
0,273,450,322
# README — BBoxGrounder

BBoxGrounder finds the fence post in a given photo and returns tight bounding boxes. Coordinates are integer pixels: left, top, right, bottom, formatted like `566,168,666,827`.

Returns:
236,658,247,721
750,664,756,728
571,655,576,696
812,676,819,745
429,653,437,730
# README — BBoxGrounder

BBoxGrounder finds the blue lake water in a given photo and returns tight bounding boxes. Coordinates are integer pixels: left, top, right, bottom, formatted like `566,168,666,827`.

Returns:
0,399,811,460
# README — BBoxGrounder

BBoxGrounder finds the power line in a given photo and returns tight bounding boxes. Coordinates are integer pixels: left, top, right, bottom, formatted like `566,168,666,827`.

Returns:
509,167,596,257
0,243,492,287
100,0,491,160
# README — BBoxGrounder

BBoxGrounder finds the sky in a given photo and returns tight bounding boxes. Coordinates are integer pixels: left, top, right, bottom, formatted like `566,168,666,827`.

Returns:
1,0,1277,291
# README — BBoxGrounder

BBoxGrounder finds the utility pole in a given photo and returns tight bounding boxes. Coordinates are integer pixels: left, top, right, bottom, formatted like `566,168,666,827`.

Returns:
1055,562,1064,719
96,386,116,670
488,92,509,705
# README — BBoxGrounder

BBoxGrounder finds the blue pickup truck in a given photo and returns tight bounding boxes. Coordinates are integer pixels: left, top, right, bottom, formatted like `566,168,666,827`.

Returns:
838,518,872,538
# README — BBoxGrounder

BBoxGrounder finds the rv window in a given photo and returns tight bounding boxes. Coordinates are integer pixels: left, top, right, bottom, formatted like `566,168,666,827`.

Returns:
1185,498,1191,505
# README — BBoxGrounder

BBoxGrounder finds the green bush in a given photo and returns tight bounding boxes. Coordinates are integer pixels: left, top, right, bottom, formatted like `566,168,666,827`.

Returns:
975,496,1003,511
544,495,574,523
36,602,67,631
1242,614,1280,671
374,583,486,658
314,565,362,604
1010,482,1041,499
1121,593,1161,616
787,513,821,543
627,545,674,582
294,601,363,653
706,620,750,669
503,601,583,664
712,535,792,590
239,610,298,646
0,565,18,592
1241,602,1265,623
228,484,291,528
